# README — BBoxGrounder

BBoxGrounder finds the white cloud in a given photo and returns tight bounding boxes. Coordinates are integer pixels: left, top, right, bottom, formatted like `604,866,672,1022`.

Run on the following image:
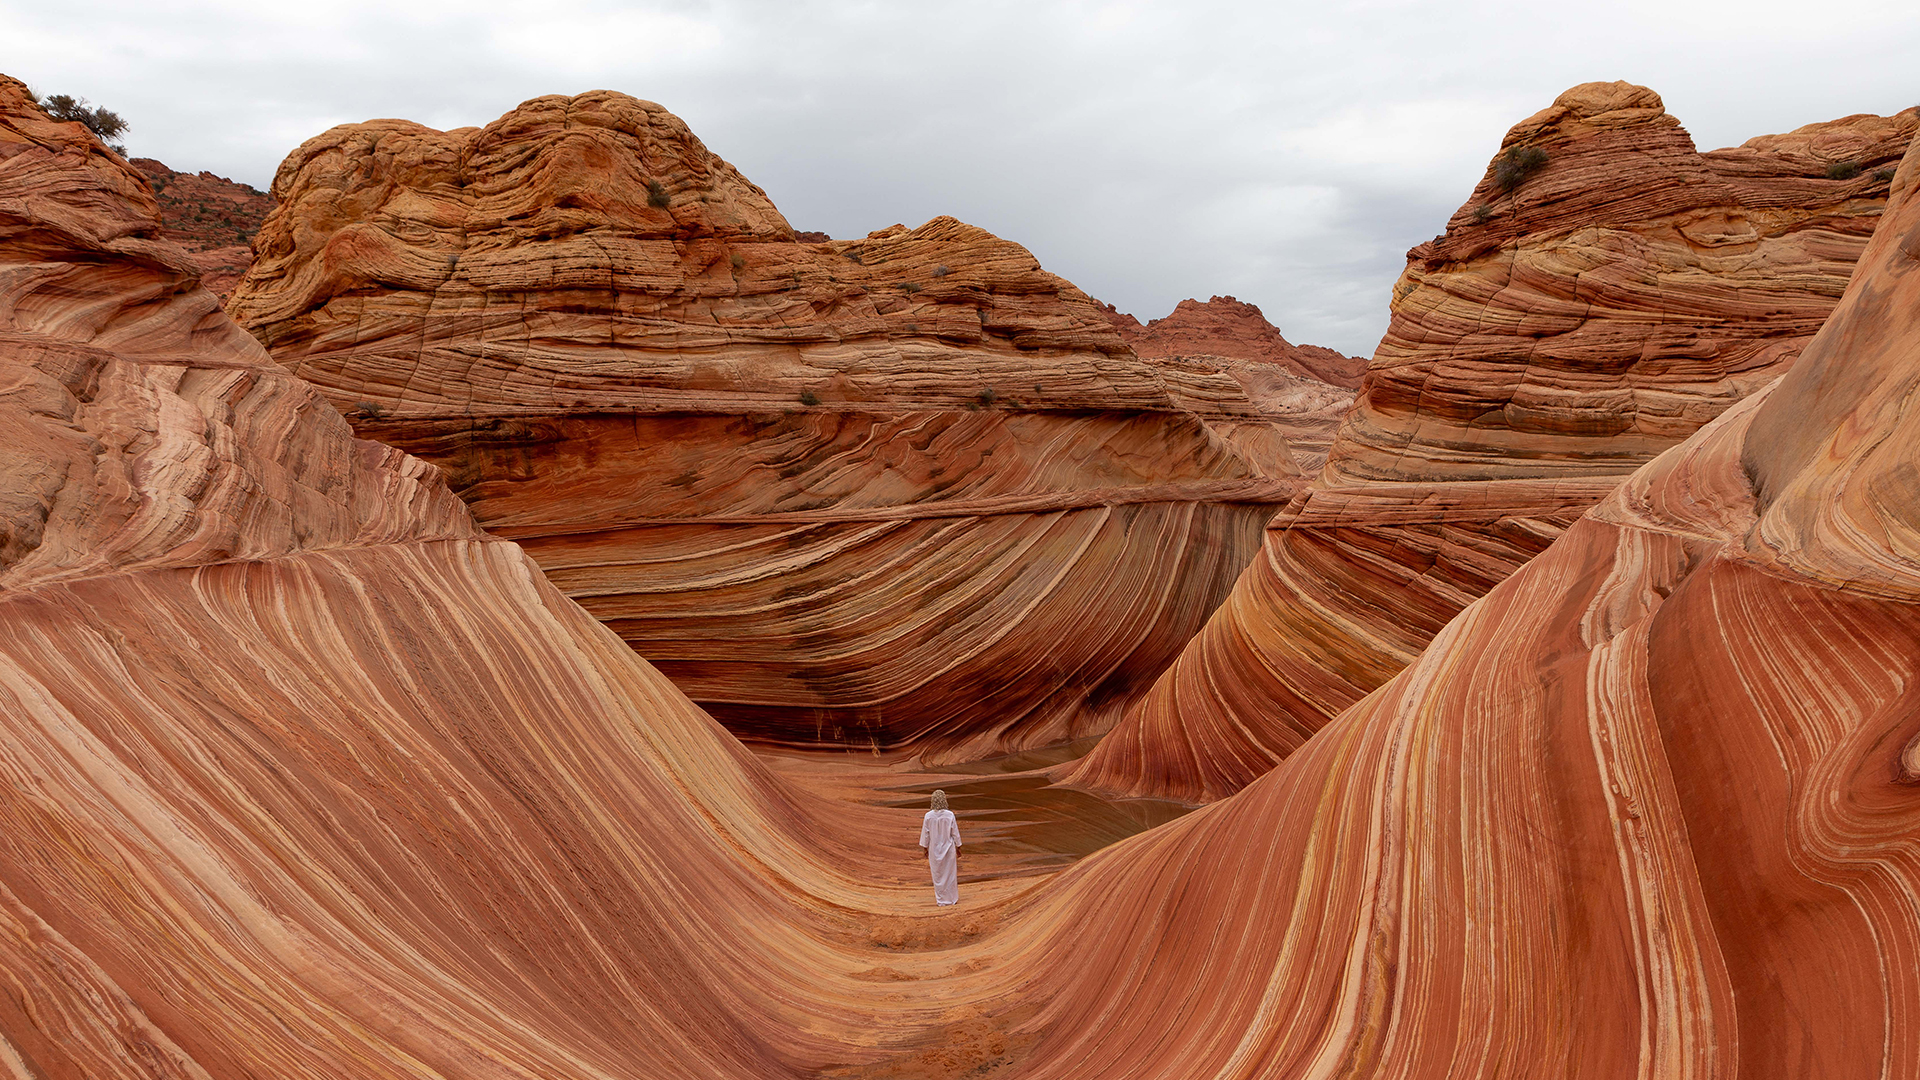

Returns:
489,3,725,72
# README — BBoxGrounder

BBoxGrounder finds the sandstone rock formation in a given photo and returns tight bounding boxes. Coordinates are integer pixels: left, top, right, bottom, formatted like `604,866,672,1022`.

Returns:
1150,352,1355,473
1100,296,1361,468
128,157,270,302
1103,294,1369,387
227,91,1300,762
1005,134,1920,1077
0,71,1008,1080
1069,82,1918,803
12,65,1920,1079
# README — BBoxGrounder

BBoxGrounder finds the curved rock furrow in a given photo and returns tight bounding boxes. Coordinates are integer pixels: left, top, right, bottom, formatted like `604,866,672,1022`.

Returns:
1,77,1020,1078
228,91,1299,760
1070,82,1917,803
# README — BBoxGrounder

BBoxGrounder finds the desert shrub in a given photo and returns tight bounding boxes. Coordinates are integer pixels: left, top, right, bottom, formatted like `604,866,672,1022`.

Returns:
38,92,128,154
1470,204,1493,224
1826,160,1863,180
932,264,951,277
899,281,921,293
729,252,746,272
976,388,997,407
1873,166,1897,183
350,401,385,420
646,179,670,208
844,248,864,265
1491,145,1548,192
799,390,820,406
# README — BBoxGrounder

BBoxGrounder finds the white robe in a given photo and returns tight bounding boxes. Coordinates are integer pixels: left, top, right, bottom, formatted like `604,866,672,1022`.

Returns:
919,808,962,905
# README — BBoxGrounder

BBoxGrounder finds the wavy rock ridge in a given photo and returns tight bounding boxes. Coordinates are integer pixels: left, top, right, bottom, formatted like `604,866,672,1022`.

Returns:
228,91,1297,762
0,73,1024,1080
895,127,1920,1080
11,69,1920,1080
1070,82,1918,803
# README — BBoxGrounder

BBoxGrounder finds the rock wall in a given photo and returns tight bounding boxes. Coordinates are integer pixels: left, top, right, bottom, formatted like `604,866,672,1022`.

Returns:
1069,82,1918,802
954,129,1920,1079
227,92,1299,762
0,73,998,1080
11,67,1920,1079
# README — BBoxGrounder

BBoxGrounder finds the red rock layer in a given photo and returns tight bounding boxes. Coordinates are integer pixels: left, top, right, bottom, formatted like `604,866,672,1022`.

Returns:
1149,352,1355,474
227,91,1299,762
1103,294,1369,387
0,72,1012,1080
13,66,1920,1078
948,132,1920,1079
1069,82,1918,803
127,157,270,302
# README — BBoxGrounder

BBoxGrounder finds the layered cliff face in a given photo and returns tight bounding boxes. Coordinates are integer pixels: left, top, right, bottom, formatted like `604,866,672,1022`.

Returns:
12,66,1920,1079
1102,294,1369,387
0,73,1023,1080
997,135,1920,1078
1070,82,1918,802
227,91,1298,762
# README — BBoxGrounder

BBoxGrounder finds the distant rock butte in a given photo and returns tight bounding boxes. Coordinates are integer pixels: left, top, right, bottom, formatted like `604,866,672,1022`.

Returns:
127,157,270,303
1070,82,1918,803
228,90,1301,762
1103,294,1369,387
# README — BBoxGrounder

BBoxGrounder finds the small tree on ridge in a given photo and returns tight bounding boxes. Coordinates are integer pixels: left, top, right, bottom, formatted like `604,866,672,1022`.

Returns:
35,91,129,156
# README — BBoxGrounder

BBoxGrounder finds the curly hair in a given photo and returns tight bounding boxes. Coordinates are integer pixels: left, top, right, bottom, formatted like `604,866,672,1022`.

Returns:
929,789,949,812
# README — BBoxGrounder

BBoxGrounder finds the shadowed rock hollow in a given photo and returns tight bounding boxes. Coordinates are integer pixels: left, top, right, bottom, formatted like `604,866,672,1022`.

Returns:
1069,81,1918,803
227,91,1300,763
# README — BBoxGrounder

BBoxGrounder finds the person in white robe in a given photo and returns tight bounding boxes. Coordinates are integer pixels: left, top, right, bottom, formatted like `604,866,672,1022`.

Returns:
919,789,962,905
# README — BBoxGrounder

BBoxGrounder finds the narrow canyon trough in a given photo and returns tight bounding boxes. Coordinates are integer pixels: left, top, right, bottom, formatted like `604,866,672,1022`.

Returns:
5,70,1920,1079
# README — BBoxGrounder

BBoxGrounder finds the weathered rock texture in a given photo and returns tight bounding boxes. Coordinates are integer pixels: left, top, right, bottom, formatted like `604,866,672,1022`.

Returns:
227,91,1299,762
128,157,270,302
1070,82,1918,802
1103,295,1369,387
0,72,1006,1080
13,67,1920,1079
1013,139,1920,1069
1150,352,1355,474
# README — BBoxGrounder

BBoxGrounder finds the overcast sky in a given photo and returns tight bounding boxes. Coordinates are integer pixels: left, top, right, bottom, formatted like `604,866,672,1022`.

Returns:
6,0,1917,355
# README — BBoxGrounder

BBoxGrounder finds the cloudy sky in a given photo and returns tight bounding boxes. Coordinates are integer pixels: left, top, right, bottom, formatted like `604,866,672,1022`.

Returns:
6,0,1917,355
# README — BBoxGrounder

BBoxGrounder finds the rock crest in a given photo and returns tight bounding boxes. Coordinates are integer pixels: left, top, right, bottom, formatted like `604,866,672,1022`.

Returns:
1070,84,1919,802
1101,294,1368,387
228,91,1302,760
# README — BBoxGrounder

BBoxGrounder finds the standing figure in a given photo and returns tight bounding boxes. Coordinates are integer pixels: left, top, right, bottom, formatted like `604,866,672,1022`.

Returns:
919,789,962,905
